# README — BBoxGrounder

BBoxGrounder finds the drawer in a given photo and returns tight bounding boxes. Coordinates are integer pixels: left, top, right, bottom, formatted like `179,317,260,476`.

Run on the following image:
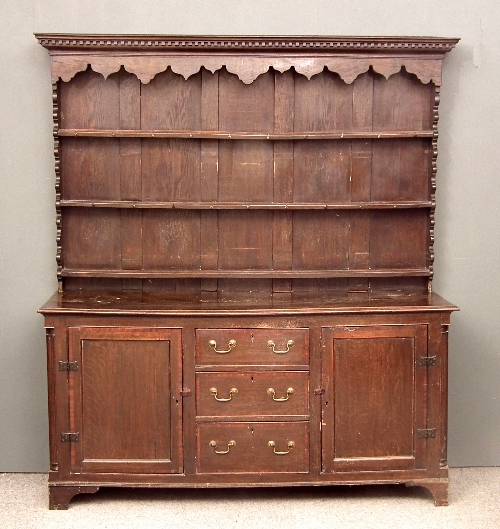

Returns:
196,328,309,366
196,372,309,418
196,422,309,474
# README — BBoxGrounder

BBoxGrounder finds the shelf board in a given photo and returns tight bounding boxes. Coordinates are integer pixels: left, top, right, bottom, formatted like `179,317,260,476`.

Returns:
61,268,431,279
58,129,435,140
60,200,433,210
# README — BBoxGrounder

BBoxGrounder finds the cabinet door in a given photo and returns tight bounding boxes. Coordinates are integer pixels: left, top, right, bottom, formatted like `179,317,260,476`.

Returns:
322,325,428,473
67,327,182,474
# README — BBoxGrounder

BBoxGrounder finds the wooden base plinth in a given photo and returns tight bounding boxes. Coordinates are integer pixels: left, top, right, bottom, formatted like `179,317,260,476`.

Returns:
49,485,100,510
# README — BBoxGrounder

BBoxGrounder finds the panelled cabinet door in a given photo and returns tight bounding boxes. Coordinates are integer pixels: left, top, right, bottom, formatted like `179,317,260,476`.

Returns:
67,327,183,474
322,325,428,473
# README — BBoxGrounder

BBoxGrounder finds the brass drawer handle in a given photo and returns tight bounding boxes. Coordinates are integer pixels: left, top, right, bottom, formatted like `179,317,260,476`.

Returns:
268,440,295,455
210,387,238,402
267,339,294,354
267,387,294,402
209,339,236,354
209,440,236,455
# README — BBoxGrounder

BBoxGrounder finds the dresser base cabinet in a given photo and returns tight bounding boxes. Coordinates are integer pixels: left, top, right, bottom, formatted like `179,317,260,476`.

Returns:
40,292,456,509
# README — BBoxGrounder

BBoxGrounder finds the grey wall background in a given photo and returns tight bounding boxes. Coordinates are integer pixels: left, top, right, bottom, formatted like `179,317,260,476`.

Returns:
1,0,499,471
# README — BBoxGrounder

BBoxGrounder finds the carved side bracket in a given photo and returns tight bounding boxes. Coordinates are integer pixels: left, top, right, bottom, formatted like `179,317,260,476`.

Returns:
50,55,444,85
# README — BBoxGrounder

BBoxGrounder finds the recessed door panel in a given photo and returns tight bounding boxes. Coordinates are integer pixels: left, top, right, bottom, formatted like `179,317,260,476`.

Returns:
322,325,428,473
68,327,182,474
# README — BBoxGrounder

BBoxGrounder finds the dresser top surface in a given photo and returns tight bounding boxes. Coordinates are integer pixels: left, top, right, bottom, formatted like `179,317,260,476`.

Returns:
39,290,458,316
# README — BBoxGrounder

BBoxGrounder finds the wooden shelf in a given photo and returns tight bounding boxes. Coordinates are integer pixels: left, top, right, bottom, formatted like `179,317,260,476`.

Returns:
61,268,431,279
60,200,433,210
58,129,435,140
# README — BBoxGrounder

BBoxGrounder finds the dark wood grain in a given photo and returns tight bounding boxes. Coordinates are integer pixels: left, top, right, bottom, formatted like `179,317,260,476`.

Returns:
142,210,201,270
38,34,458,508
68,327,182,474
294,70,353,132
196,371,309,418
141,69,202,130
322,325,427,472
59,68,120,129
218,211,273,270
373,69,434,131
142,139,202,202
292,211,350,270
219,69,274,133
196,421,309,474
62,208,121,269
61,138,121,200
196,328,309,367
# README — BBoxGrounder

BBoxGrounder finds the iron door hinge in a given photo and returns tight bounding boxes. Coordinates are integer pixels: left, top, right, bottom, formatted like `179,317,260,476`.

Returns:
180,388,192,397
61,432,80,443
417,428,436,439
418,356,437,367
58,361,79,371
313,388,325,395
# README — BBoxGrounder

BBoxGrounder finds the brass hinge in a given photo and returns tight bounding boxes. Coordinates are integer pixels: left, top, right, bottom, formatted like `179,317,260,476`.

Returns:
61,432,80,443
417,428,436,439
180,388,192,397
58,361,79,371
313,388,325,395
418,356,437,367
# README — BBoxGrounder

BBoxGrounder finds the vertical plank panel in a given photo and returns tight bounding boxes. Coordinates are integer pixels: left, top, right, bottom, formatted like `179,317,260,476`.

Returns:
218,69,274,204
350,140,372,202
118,70,142,289
292,211,350,270
273,70,295,293
119,70,141,129
294,71,353,131
142,139,201,201
218,211,273,270
371,139,431,201
142,210,201,270
119,70,142,200
292,278,350,294
218,142,274,202
274,70,294,134
348,211,371,269
369,210,428,269
120,210,143,270
201,69,219,202
218,69,274,132
141,69,202,129
200,210,219,270
373,70,433,131
351,72,373,205
352,71,374,132
63,208,121,269
217,279,273,293
274,69,294,203
273,210,293,270
119,139,142,201
61,138,120,200
369,277,428,293
59,69,120,129
293,141,351,203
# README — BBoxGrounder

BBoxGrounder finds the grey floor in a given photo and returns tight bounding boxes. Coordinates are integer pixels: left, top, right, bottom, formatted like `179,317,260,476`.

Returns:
1,468,499,529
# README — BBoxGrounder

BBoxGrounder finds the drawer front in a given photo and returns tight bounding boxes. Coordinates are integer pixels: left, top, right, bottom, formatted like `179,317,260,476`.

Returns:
196,372,309,418
196,328,309,366
197,422,309,474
